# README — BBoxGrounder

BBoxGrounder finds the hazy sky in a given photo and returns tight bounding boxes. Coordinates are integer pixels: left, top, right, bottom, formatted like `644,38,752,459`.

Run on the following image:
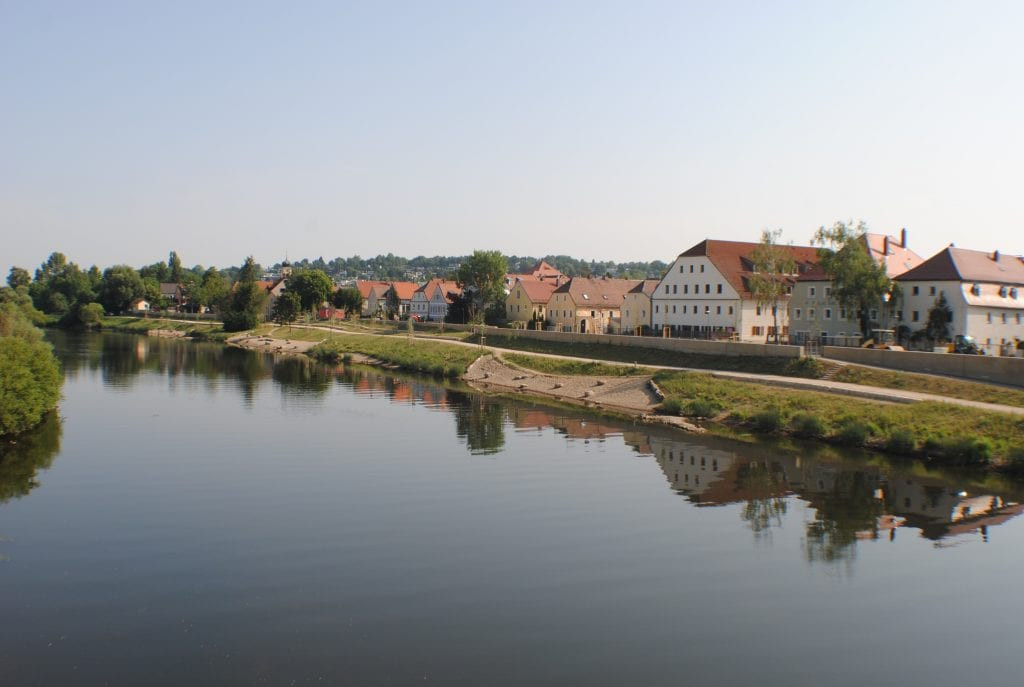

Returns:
3,1,1023,275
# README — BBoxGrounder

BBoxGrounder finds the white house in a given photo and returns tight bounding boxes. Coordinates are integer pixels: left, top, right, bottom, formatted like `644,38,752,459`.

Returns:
651,239,819,342
411,279,462,321
895,245,1024,355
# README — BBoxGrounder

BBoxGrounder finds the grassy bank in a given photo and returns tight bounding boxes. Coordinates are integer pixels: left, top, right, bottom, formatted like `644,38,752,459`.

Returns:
829,365,1024,408
502,353,653,377
308,334,483,377
654,370,1024,469
467,332,824,377
101,316,230,342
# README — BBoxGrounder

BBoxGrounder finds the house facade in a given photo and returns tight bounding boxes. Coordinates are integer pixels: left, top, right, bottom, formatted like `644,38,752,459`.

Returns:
546,277,641,334
620,279,660,334
651,239,819,342
411,279,461,321
504,260,566,291
505,279,558,327
788,230,923,346
895,246,1024,355
355,280,389,317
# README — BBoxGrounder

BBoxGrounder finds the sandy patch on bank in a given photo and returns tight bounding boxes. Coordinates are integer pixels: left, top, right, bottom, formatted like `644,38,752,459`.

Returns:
464,355,705,432
228,334,321,355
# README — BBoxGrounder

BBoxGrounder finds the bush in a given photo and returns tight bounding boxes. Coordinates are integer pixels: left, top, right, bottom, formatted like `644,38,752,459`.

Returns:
1004,449,1024,474
789,412,825,438
660,398,683,415
0,336,63,437
786,357,824,378
835,419,871,446
683,399,722,418
938,437,992,466
885,428,917,455
752,407,783,433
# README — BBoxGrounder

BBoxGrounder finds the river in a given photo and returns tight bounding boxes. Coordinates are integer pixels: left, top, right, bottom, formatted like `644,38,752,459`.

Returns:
2,331,1023,685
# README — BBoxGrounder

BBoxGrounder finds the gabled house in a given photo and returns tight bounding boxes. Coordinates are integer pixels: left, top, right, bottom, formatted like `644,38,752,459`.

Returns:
895,245,1024,354
651,239,819,342
504,259,566,290
546,277,641,334
130,298,151,313
620,279,660,335
367,281,420,318
159,282,185,309
411,279,462,321
788,229,923,346
505,278,559,327
355,280,390,317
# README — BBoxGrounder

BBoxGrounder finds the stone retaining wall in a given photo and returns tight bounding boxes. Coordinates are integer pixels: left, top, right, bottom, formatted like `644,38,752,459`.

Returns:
823,346,1024,388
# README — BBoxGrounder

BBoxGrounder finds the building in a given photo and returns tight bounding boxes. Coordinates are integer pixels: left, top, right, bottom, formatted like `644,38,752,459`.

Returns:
159,282,185,309
620,279,660,335
788,230,923,346
546,277,641,334
505,278,559,327
651,239,819,343
895,245,1024,355
411,279,462,321
354,280,390,317
504,259,566,290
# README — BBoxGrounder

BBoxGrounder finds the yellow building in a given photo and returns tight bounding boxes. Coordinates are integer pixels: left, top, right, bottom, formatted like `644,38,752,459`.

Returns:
546,277,641,334
505,278,559,327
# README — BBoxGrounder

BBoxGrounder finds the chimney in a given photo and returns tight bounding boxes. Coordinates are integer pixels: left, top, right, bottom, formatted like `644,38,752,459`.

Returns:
993,250,1000,261
900,227,907,248
883,235,890,255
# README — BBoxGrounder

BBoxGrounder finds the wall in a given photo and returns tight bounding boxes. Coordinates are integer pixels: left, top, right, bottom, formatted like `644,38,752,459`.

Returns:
822,346,1024,388
416,322,803,358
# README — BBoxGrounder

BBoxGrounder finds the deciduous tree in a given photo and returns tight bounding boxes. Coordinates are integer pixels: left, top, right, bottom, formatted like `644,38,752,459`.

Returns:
748,229,796,344
456,250,508,324
812,221,892,339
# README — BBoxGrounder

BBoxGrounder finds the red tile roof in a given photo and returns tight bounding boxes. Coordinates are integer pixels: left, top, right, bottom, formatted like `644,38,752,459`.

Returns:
355,280,389,299
629,279,661,296
679,239,819,297
388,281,420,301
552,276,642,307
896,246,1024,285
417,279,462,301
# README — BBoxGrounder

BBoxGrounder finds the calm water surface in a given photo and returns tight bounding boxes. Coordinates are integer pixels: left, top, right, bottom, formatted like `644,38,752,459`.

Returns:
2,331,1023,685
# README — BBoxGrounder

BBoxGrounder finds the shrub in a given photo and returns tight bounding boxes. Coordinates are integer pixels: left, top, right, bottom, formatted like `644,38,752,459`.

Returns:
660,398,683,415
835,419,871,446
683,399,722,418
939,437,992,466
1004,448,1024,474
786,357,824,378
752,407,783,433
0,336,63,437
789,412,825,438
885,428,917,455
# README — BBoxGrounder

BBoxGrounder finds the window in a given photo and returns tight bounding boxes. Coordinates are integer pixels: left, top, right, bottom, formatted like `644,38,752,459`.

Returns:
655,305,659,313
679,265,684,273
825,308,832,319
728,306,734,315
972,284,981,296
704,305,710,315
839,308,847,319
684,284,689,294
705,284,710,294
912,286,919,295
912,311,919,322
795,308,802,320
700,264,705,273
689,264,694,273
751,326,763,336
1000,286,1008,297
682,305,687,314
716,305,721,314
673,284,678,294
1017,313,1022,324
825,287,831,296
810,286,816,296
664,285,669,294
808,309,816,320
756,306,762,316
717,284,723,294
896,310,903,321
1002,313,1007,324
672,305,676,313
929,286,936,296
987,312,992,324
869,309,877,321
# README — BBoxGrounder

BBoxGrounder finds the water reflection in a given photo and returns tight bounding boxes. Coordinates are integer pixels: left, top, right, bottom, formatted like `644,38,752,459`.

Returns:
41,331,1024,565
0,412,62,504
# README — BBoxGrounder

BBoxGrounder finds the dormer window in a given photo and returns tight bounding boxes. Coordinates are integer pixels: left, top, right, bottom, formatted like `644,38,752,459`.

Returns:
1012,288,1019,299
999,286,1008,297
971,284,981,296
582,293,589,300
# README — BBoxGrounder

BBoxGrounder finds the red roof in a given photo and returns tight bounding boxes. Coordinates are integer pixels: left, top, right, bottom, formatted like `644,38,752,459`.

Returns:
388,281,420,301
679,239,819,297
895,246,1024,285
417,279,462,302
355,280,389,298
551,276,642,307
512,278,559,304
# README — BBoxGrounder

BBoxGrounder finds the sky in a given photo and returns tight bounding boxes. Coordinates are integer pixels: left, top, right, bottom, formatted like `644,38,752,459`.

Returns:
2,0,1023,276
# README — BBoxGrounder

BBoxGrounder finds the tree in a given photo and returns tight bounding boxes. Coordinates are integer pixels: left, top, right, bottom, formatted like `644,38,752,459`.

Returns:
813,221,892,339
199,267,229,311
29,252,96,315
7,267,30,289
0,303,62,437
925,293,953,343
222,257,267,332
286,269,333,313
456,250,508,324
271,290,301,326
168,250,184,283
332,287,363,316
99,265,145,314
385,286,400,319
748,229,797,344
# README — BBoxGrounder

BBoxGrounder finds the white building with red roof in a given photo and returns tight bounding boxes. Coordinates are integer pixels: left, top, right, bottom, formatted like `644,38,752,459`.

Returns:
651,239,819,342
411,279,462,321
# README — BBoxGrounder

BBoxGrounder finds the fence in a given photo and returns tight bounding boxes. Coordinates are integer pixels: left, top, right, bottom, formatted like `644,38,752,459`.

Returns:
415,322,803,359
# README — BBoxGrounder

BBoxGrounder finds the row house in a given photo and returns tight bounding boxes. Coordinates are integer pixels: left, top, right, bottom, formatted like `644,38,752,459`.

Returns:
365,281,419,318
354,280,389,317
411,279,462,321
895,246,1024,354
651,239,819,343
547,277,641,334
505,278,559,327
788,230,923,345
620,280,660,334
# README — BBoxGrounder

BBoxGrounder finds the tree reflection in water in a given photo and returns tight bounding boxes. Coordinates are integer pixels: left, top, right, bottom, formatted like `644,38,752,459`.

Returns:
804,471,885,565
0,412,62,504
737,460,789,542
448,391,507,455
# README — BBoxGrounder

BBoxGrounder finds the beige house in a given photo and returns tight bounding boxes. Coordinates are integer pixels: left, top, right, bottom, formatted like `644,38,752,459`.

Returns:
788,230,923,346
355,280,389,317
411,279,461,321
504,259,565,290
546,277,641,334
651,239,819,342
505,279,559,327
620,279,660,335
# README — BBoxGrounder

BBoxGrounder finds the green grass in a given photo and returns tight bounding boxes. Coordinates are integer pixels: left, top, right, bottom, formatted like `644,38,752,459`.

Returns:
502,353,653,377
654,370,1024,466
101,316,229,341
831,365,1024,408
468,333,823,377
308,334,483,377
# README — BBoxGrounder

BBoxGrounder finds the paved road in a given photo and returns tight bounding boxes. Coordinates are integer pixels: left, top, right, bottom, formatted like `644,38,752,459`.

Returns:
261,322,1024,417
